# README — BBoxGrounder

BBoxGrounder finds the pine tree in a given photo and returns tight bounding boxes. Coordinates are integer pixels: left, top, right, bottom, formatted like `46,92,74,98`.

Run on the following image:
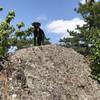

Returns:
59,1,100,55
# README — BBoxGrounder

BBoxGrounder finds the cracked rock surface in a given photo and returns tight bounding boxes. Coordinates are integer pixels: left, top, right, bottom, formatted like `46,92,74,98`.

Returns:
4,45,100,100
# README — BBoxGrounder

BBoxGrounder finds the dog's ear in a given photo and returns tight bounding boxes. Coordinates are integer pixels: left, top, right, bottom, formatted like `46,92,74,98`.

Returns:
32,22,41,27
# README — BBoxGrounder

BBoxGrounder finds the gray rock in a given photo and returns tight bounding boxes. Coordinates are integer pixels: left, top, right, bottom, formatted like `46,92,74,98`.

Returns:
2,45,100,100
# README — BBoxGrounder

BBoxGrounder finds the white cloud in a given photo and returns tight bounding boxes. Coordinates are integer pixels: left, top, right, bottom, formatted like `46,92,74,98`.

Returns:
46,18,85,38
35,16,48,21
80,0,99,4
80,0,86,4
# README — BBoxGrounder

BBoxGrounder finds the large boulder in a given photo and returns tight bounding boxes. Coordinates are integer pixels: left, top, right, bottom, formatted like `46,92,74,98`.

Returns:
7,45,100,100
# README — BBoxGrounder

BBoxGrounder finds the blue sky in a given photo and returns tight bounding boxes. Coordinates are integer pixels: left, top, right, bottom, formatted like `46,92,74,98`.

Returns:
0,0,99,43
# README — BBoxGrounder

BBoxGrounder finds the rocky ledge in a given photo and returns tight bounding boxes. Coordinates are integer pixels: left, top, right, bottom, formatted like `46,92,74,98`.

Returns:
1,45,100,100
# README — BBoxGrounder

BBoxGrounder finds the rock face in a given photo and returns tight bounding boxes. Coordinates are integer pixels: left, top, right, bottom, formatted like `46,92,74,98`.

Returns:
6,45,100,99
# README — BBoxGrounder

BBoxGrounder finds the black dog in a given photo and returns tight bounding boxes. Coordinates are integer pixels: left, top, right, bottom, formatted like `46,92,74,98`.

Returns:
32,22,45,46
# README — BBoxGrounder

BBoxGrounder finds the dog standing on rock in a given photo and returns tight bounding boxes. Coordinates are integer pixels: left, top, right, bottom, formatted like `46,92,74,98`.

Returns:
32,22,45,46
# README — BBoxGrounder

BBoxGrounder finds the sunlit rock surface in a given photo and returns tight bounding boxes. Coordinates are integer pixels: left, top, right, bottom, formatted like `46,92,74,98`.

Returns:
6,45,100,100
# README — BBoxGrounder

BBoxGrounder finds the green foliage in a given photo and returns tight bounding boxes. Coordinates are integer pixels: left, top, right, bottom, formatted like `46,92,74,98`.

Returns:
59,37,73,48
16,22,25,39
15,30,25,39
90,28,100,82
59,29,90,55
44,38,51,45
6,10,15,23
16,22,25,29
16,39,33,49
15,24,33,48
0,8,15,58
